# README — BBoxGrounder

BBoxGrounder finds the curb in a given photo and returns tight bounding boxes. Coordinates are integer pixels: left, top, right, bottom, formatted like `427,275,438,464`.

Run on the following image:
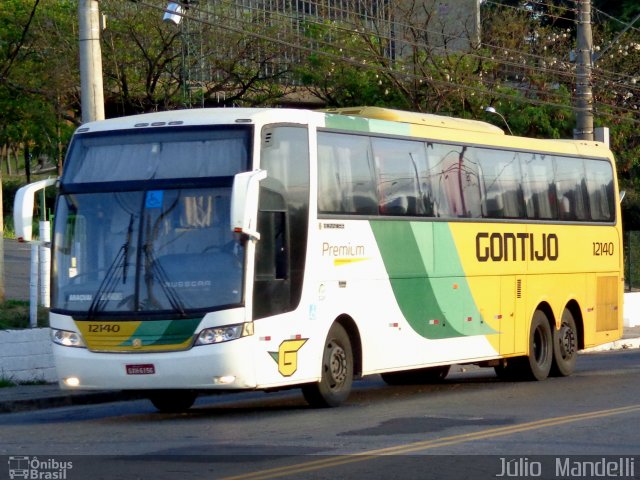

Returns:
581,337,640,353
0,390,140,414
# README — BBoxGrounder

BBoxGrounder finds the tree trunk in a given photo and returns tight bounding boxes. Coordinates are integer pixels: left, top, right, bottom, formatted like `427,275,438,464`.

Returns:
25,143,31,184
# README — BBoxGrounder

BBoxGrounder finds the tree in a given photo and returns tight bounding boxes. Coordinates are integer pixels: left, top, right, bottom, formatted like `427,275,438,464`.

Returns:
99,0,299,114
0,0,78,175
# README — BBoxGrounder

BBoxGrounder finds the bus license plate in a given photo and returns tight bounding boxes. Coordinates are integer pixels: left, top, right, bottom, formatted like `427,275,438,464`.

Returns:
126,364,156,375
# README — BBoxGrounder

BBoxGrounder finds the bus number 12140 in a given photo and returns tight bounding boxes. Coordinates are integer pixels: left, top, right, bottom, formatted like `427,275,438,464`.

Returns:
593,242,614,256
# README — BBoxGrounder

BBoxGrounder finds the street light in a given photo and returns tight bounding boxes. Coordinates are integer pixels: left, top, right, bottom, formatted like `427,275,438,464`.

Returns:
163,2,184,25
484,106,513,135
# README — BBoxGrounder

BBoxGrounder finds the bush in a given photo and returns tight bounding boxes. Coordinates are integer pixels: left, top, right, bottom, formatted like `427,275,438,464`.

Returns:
0,300,49,329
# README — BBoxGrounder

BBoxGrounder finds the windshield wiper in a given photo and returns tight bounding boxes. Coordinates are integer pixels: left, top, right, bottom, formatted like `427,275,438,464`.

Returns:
142,242,186,316
122,214,134,282
86,214,134,320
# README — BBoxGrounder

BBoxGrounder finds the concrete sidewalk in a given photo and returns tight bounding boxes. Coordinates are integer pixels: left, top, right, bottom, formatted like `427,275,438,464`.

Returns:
1,326,639,414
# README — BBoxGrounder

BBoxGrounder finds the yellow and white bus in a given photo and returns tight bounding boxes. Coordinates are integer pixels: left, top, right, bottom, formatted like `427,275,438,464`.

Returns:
15,107,623,411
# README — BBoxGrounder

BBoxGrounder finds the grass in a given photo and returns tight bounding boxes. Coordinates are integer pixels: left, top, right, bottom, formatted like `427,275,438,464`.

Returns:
0,378,16,388
0,376,49,388
0,300,49,330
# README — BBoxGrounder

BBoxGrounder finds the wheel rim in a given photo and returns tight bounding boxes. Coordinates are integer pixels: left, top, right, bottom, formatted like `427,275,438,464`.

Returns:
533,325,549,365
326,340,348,390
558,322,576,360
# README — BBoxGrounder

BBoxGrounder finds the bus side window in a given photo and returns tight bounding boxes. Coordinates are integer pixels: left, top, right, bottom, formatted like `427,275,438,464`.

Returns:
432,145,482,218
476,149,525,219
555,157,589,221
318,132,377,215
585,159,614,222
371,137,429,217
523,154,557,220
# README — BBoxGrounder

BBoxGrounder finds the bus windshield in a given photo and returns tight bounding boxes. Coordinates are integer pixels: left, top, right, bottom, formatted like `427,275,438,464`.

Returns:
61,126,250,183
52,126,251,316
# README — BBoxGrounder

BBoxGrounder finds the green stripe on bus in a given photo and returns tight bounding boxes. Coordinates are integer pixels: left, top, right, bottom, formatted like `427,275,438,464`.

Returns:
118,318,200,347
371,221,495,339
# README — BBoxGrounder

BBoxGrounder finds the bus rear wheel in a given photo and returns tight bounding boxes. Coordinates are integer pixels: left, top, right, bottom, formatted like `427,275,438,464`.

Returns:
523,310,553,381
494,310,552,381
550,309,578,377
148,390,197,413
381,366,450,385
302,323,353,408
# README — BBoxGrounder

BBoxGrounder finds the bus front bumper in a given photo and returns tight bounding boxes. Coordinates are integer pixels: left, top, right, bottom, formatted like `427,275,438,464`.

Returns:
52,339,257,391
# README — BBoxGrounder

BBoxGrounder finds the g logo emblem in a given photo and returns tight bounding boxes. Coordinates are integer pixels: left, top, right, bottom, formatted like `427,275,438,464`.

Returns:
269,339,308,377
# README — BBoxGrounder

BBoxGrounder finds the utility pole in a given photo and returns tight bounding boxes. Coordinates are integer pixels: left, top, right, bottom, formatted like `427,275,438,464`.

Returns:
574,0,594,141
79,0,105,123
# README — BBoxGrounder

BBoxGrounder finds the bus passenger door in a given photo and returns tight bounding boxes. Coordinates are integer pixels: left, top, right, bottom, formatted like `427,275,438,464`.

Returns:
253,185,290,319
499,276,519,355
505,276,528,355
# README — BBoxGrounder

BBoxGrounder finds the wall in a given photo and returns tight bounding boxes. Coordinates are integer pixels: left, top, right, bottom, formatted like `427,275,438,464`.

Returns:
624,292,640,327
0,328,56,383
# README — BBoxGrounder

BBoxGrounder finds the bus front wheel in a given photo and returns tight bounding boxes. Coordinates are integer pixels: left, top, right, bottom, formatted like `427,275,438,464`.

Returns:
302,323,353,408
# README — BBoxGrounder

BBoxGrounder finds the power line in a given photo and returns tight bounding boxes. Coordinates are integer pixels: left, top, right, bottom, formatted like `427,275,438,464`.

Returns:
527,1,576,13
194,0,637,96
210,0,640,96
130,1,640,125
483,0,576,23
592,6,640,34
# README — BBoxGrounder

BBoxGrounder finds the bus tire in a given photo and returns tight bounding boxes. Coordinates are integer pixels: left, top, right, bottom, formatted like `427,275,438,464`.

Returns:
381,366,450,385
523,310,553,381
550,309,578,377
148,390,197,413
302,323,353,408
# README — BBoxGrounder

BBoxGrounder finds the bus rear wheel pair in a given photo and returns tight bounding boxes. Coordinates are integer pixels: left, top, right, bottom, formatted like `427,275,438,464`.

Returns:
495,309,578,381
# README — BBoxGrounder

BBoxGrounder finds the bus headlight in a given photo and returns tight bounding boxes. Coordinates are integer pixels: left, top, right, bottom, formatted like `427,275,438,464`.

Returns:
51,329,86,348
195,322,253,345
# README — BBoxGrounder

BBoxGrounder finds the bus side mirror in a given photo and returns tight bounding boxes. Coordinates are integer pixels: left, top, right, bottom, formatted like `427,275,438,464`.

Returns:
13,178,57,242
231,169,267,241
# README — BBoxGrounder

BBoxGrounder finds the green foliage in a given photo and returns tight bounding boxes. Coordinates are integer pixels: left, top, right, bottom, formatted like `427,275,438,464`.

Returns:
0,0,77,175
485,86,574,138
0,376,48,388
0,300,49,330
294,21,408,109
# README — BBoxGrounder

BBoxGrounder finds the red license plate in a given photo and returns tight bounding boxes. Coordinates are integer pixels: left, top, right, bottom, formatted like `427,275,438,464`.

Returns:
126,364,156,375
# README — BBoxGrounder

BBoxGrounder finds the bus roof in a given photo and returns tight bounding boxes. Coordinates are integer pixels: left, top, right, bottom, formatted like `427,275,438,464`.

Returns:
323,107,613,160
323,106,506,135
73,107,613,161
73,108,323,134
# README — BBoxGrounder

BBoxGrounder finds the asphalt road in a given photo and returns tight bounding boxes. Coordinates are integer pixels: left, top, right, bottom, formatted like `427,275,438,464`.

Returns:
0,350,638,480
